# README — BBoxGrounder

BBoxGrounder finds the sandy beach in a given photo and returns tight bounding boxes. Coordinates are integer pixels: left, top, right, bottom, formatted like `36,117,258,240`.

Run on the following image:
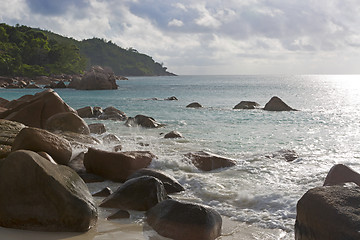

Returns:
0,179,290,240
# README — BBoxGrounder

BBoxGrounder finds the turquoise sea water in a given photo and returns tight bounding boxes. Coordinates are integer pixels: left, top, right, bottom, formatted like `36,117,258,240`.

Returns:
1,75,360,239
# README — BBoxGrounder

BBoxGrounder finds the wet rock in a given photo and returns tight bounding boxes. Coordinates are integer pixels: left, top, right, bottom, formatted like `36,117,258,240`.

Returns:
263,96,297,111
102,134,121,144
146,199,222,240
164,130,183,139
99,106,127,121
0,89,76,128
77,66,118,90
83,148,155,182
60,131,101,147
125,115,165,128
93,106,103,117
113,144,123,152
100,176,167,211
0,150,98,232
89,123,106,134
45,112,90,135
233,101,260,109
127,168,185,194
12,127,72,165
295,185,360,240
186,102,203,108
185,151,236,171
77,106,94,118
25,83,41,89
165,96,178,101
107,210,130,220
266,149,299,162
92,187,113,197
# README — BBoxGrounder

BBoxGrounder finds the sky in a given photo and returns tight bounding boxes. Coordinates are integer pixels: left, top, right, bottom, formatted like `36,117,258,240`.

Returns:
1,0,360,75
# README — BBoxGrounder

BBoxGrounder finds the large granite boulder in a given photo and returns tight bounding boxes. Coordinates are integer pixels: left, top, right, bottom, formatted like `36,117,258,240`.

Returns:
83,148,155,182
0,150,97,232
263,96,297,111
127,168,185,194
185,151,236,171
100,176,167,211
233,101,260,109
76,66,118,90
0,89,76,128
295,185,360,240
146,199,222,240
98,106,127,121
0,119,25,158
125,115,164,128
12,127,72,165
45,112,90,135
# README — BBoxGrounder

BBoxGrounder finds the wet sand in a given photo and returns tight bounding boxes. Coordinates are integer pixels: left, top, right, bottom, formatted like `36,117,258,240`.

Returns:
0,216,289,240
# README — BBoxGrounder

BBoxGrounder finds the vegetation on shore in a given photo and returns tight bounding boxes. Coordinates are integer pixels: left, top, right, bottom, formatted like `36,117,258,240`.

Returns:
0,23,174,77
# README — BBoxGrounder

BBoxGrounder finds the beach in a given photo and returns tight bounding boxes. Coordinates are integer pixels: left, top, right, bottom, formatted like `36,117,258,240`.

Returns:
1,75,360,239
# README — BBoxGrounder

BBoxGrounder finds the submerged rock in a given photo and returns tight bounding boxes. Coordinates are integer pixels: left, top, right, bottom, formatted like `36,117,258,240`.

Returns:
164,130,183,139
88,123,106,134
99,106,127,121
100,176,167,211
127,168,185,194
185,151,236,171
263,96,297,111
295,185,360,240
233,101,260,110
0,150,97,232
125,115,165,128
146,199,222,240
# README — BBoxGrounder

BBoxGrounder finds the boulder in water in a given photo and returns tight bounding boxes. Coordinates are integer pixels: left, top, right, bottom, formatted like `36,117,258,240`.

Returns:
100,176,167,211
233,101,260,109
186,102,203,108
263,96,297,111
185,151,236,171
83,148,155,182
127,168,185,194
295,185,360,240
146,199,222,240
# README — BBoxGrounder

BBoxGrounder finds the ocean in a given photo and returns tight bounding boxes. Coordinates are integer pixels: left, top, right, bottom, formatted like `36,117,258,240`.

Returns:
1,75,360,239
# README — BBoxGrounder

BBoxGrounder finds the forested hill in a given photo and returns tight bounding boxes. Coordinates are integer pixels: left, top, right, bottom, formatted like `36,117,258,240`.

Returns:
0,23,175,77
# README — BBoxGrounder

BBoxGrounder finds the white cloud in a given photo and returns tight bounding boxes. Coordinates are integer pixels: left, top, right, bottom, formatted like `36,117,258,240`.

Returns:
1,0,360,74
168,19,184,27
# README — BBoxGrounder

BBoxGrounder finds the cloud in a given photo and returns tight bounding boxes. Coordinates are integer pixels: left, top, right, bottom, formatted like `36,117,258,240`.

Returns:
25,0,89,16
1,0,360,74
168,19,184,27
